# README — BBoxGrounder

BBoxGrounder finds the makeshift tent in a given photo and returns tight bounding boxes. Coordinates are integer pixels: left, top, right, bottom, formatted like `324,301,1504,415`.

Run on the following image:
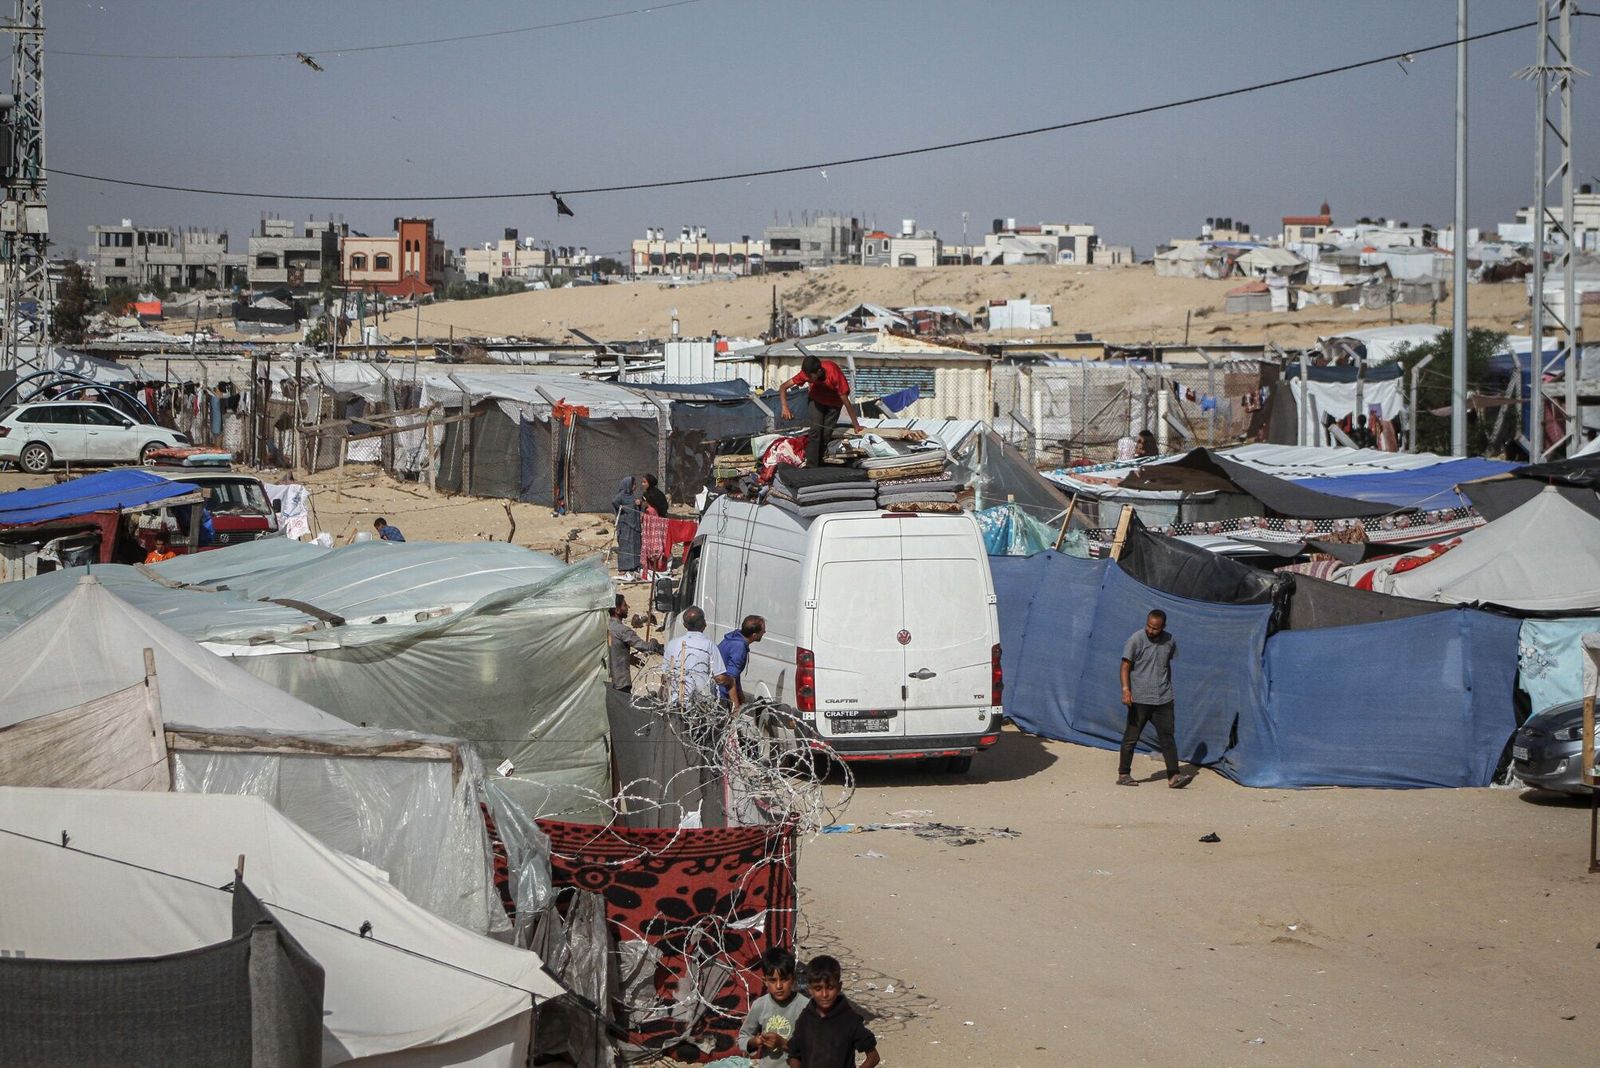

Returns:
0,788,562,1067
0,539,617,822
1460,454,1600,522
0,467,199,527
1115,516,1292,628
1121,448,1399,519
0,878,324,1068
1284,361,1405,422
1286,457,1516,509
993,553,1271,765
1224,280,1272,313
1321,325,1446,365
1222,609,1520,788
1283,574,1451,630
1390,487,1600,611
0,575,529,936
1518,618,1600,714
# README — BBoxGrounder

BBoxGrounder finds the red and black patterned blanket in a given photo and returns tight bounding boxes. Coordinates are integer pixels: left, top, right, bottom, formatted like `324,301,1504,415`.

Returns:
538,819,797,1061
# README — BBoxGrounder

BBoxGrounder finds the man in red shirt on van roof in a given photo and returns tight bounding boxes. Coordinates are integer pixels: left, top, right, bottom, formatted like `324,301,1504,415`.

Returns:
778,354,864,467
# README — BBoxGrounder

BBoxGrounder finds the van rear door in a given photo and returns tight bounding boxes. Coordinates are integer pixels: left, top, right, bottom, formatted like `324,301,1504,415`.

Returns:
810,518,906,740
898,517,996,736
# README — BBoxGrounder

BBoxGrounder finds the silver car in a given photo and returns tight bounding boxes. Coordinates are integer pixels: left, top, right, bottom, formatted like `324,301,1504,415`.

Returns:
1511,701,1595,795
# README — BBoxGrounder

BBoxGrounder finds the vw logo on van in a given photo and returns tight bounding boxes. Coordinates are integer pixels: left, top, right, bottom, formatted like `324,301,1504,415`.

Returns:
897,629,912,645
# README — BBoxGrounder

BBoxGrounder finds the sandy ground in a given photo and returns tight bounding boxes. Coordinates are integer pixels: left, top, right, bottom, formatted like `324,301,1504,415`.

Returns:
5,464,1597,1066
344,264,1594,350
801,734,1599,1067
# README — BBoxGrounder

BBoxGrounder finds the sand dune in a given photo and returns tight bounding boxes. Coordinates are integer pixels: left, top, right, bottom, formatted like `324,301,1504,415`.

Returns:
367,264,1574,349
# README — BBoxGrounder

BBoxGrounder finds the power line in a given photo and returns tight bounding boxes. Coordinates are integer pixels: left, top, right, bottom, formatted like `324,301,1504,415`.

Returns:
46,0,712,60
44,17,1557,205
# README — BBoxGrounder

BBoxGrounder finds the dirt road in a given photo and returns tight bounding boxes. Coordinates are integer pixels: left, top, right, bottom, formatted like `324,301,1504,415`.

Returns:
801,732,1597,1067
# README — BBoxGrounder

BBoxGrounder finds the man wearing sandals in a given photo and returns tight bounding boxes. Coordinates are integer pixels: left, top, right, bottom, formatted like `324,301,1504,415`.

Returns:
1117,609,1188,788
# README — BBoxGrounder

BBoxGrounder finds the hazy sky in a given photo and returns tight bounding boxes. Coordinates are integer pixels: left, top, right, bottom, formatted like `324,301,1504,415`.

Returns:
43,1,1596,260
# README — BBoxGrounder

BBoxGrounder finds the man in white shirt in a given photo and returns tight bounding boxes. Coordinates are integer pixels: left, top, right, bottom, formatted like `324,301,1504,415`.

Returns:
661,605,733,709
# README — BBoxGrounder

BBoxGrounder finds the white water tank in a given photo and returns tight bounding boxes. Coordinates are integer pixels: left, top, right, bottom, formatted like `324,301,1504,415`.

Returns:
1005,217,1017,230
901,219,916,236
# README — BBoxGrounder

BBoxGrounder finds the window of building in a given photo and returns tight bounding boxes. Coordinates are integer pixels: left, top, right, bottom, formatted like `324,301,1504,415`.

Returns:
113,257,127,268
1299,226,1318,239
350,254,367,270
255,254,279,269
375,253,392,270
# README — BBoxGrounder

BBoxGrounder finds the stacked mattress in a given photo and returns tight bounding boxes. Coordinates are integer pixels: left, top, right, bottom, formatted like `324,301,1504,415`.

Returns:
769,466,879,518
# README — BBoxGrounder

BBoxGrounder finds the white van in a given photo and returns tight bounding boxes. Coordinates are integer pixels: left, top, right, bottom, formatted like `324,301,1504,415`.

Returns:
660,496,1003,772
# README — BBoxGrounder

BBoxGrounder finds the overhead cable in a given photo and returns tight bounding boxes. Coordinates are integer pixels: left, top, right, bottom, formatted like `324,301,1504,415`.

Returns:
47,0,711,61
46,18,1551,204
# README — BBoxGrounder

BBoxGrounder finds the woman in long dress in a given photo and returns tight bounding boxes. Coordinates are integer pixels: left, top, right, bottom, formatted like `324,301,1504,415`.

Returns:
612,475,642,575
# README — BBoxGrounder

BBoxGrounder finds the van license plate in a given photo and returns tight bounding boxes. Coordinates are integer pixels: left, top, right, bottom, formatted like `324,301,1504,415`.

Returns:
832,719,891,734
1512,745,1530,762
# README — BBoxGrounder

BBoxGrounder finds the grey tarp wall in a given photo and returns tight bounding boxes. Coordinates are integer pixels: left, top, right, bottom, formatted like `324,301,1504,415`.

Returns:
0,880,323,1068
606,688,727,829
517,412,661,514
1284,574,1453,629
438,400,522,500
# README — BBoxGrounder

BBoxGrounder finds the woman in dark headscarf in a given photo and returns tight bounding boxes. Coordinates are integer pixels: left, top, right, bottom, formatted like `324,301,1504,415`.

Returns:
640,473,670,518
612,475,642,575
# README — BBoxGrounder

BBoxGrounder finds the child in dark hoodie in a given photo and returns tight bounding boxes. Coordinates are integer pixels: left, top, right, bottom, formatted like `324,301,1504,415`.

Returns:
786,955,878,1068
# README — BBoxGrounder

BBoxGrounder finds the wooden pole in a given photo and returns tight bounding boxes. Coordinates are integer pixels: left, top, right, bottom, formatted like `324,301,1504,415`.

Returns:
1109,504,1134,561
1052,493,1079,551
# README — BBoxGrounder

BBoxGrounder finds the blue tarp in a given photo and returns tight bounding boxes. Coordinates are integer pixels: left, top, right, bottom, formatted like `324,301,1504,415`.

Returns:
1288,458,1520,509
1223,609,1521,788
993,554,1270,766
1519,617,1600,714
0,469,198,528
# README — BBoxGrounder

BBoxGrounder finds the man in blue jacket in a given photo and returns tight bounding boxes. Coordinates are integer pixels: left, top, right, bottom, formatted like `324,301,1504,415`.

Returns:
717,615,766,712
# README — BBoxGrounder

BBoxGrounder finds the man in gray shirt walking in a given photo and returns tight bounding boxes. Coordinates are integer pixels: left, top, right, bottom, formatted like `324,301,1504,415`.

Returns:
1118,608,1187,787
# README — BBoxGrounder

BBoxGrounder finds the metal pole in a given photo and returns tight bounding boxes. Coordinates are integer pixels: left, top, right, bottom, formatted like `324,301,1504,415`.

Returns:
1527,0,1550,461
1450,0,1469,456
1556,0,1580,456
1297,348,1311,446
1409,353,1435,452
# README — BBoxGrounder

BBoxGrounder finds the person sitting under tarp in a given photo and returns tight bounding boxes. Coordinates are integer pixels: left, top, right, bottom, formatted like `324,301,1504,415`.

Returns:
143,531,178,564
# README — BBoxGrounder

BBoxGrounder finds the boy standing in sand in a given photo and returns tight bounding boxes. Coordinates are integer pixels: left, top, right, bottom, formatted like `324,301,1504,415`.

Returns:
787,955,879,1068
737,948,810,1064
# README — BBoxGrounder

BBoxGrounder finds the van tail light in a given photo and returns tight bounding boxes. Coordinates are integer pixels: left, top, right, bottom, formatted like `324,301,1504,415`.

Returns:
991,643,1003,705
0,426,8,437
796,647,816,714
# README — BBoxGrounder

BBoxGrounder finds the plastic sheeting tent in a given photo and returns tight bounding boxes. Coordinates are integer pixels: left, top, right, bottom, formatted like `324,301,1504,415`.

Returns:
1222,610,1520,788
0,788,563,1067
0,575,531,937
0,539,618,821
1390,487,1600,611
992,553,1271,765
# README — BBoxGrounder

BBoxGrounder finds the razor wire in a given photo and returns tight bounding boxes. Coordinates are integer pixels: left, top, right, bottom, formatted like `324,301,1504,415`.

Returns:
517,656,854,1060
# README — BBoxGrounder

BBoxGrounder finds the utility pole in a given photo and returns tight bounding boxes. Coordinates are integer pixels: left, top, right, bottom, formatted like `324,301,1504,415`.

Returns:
1450,0,1469,457
1,0,47,379
1517,0,1584,460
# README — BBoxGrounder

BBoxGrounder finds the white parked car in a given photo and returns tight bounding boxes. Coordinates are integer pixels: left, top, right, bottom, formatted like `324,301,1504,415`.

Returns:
0,401,189,473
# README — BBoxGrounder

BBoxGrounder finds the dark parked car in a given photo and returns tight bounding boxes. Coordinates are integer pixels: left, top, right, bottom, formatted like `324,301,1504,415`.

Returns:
1512,701,1595,795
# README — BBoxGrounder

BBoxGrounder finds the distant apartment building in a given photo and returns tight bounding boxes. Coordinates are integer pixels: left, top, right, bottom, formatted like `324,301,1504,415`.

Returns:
762,214,862,271
861,221,942,267
248,217,347,292
1501,184,1600,250
464,229,553,284
87,220,247,290
630,226,765,275
1282,203,1334,248
981,219,1098,265
342,218,448,297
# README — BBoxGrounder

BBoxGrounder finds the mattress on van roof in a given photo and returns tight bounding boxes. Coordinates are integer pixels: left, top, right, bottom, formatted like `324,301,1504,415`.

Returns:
875,479,959,497
876,490,958,505
769,484,880,504
769,497,880,519
772,466,874,492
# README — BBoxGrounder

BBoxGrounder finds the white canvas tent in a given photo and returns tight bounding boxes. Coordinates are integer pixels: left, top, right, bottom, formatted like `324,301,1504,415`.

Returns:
0,788,563,1067
1390,487,1600,610
0,575,521,936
